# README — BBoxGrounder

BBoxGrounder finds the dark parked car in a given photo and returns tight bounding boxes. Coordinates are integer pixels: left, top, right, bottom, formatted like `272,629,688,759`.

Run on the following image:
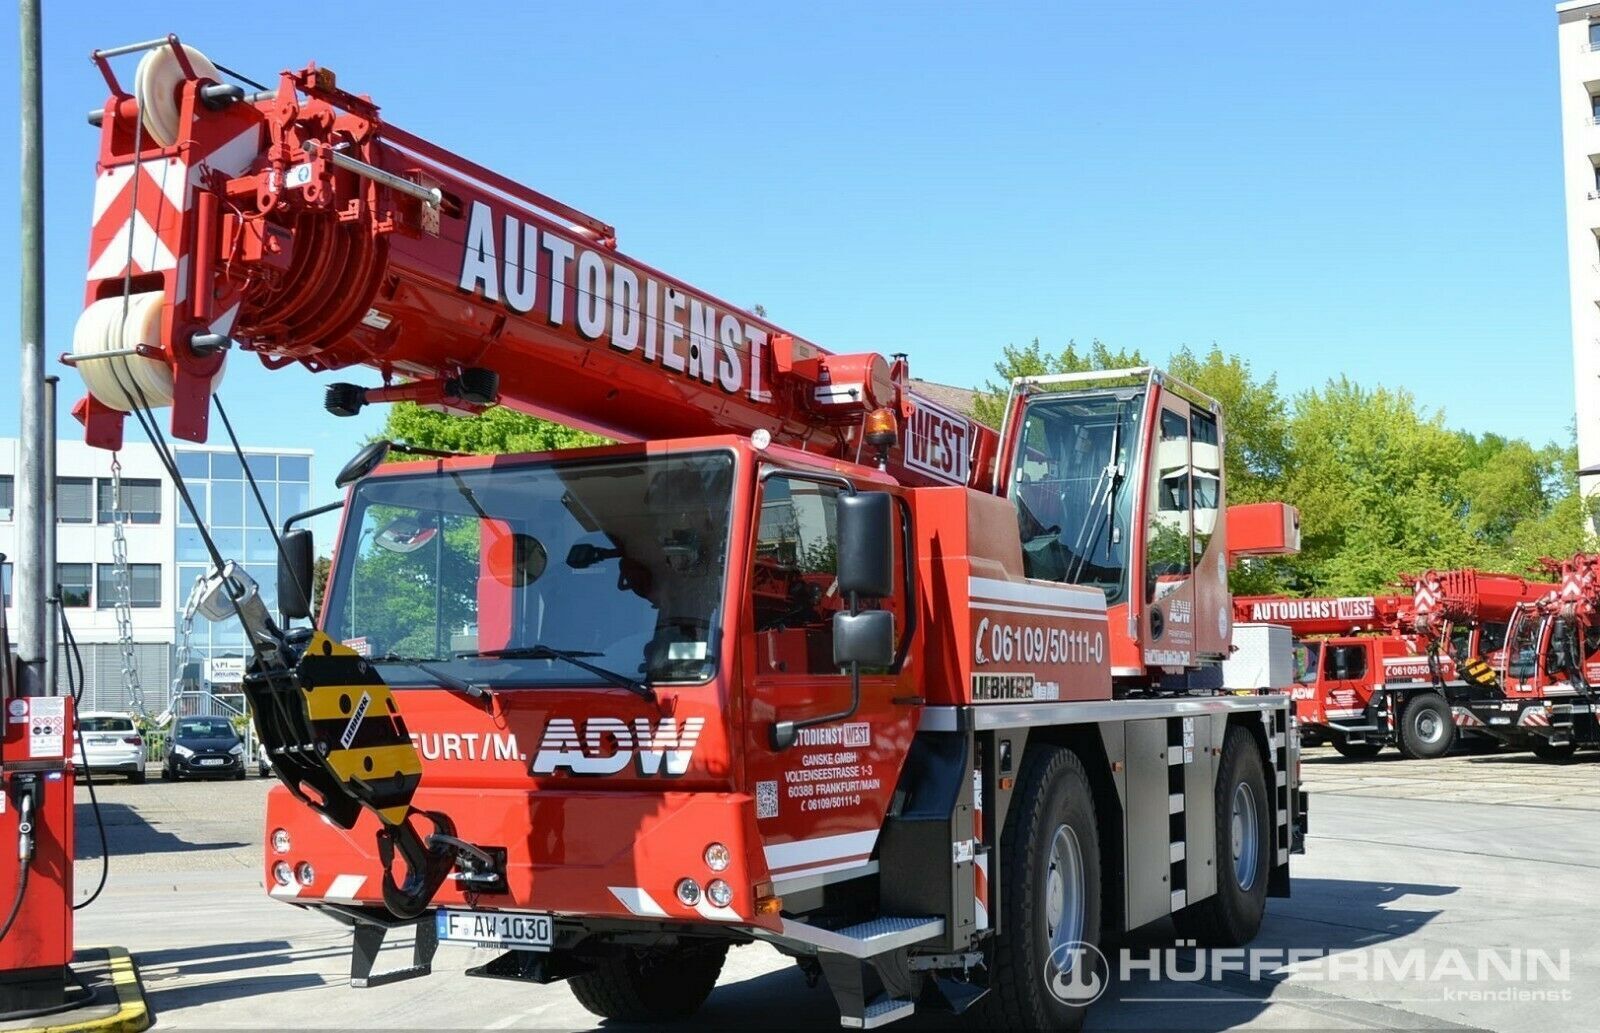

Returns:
161,716,247,781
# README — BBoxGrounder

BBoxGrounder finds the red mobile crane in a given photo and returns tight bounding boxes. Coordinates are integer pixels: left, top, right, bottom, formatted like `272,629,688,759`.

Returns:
50,39,1304,1030
1234,572,1554,761
1229,594,1451,758
1449,558,1600,761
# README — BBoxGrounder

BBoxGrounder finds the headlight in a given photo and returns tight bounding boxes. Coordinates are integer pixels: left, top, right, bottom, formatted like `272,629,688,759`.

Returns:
174,745,195,759
272,861,292,886
706,879,733,908
229,743,246,756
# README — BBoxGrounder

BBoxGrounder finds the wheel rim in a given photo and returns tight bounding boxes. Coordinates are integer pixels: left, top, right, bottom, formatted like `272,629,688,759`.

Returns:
1230,782,1260,891
1044,824,1086,954
1415,708,1444,744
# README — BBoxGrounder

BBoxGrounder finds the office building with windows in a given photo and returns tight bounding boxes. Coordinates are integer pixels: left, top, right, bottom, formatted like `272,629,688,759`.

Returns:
1557,2,1600,522
0,437,312,711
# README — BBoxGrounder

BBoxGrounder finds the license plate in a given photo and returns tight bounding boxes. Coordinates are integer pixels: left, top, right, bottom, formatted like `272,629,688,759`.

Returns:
1490,717,1511,725
90,736,116,745
198,758,225,767
436,909,553,950
1572,704,1591,714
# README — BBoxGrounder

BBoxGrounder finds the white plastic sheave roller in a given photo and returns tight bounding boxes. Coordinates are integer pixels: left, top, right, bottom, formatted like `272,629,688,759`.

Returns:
132,44,221,148
72,292,226,412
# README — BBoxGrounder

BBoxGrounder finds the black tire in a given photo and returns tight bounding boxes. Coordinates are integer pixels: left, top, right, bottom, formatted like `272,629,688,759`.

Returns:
568,942,727,1022
1330,735,1382,759
162,765,177,782
973,747,1103,1032
1396,692,1453,760
234,767,247,781
1530,738,1578,762
1173,728,1270,948
129,768,146,784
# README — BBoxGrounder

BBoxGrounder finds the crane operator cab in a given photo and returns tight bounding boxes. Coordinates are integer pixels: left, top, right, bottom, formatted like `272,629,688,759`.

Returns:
1002,369,1233,677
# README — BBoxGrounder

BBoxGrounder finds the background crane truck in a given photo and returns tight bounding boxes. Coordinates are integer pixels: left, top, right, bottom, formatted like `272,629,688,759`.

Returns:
62,38,1306,1030
1233,573,1552,760
1230,593,1455,758
1449,557,1600,761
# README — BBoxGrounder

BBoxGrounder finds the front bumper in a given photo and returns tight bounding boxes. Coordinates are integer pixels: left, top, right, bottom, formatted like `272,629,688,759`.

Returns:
264,785,781,932
171,752,245,775
76,751,144,773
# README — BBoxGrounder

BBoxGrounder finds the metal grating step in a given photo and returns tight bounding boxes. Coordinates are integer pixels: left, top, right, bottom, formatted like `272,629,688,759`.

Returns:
841,997,916,1029
778,915,945,959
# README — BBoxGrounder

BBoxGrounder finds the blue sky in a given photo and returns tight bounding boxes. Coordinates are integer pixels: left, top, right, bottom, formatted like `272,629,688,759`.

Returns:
0,0,1579,497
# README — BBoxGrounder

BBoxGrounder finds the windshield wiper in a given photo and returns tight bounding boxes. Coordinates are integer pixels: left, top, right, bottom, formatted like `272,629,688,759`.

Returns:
462,645,655,703
368,653,491,703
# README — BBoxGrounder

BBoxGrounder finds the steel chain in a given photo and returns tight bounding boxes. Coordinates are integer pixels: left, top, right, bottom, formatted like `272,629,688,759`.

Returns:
109,456,147,716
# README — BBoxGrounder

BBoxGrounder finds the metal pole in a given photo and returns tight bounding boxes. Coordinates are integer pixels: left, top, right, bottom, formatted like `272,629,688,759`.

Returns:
15,0,46,698
43,376,57,696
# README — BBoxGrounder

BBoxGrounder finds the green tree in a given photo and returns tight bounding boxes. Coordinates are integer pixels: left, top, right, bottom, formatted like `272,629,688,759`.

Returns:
1279,377,1482,592
383,402,606,456
311,555,332,613
972,338,1146,426
1167,346,1289,505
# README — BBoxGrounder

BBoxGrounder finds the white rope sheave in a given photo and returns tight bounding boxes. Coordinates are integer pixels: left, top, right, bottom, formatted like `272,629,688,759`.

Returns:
73,292,229,414
133,44,220,149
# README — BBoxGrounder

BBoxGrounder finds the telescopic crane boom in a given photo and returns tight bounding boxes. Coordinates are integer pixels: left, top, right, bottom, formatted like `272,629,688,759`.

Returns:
71,39,994,493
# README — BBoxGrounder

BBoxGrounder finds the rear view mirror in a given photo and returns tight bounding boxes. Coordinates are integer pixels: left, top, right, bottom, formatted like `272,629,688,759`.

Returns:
336,440,391,488
277,528,315,621
837,491,893,598
833,610,895,669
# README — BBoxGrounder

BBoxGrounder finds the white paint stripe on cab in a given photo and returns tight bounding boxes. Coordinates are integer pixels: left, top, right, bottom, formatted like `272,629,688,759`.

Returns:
968,576,1107,613
324,874,367,902
609,886,668,918
763,829,879,873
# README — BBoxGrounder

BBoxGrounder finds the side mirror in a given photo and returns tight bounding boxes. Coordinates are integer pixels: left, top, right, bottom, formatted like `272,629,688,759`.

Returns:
336,440,392,489
277,528,315,620
833,610,895,669
837,491,893,598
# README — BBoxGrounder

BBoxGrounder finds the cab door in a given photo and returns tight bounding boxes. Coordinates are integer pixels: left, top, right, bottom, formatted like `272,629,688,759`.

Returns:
1140,398,1198,665
739,471,918,892
1318,641,1371,726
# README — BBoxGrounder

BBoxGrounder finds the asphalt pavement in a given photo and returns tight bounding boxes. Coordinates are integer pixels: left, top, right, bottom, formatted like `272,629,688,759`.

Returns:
69,747,1599,1031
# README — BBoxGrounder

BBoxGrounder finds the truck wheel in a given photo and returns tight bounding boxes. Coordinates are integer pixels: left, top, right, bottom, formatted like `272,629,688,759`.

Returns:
129,768,146,784
1530,738,1578,762
975,747,1103,1032
1330,735,1381,759
1173,728,1270,947
568,942,727,1022
1396,693,1453,760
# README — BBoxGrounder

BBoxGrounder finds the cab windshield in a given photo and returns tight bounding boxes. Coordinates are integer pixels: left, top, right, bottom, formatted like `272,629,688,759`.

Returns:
1009,390,1144,604
323,452,736,689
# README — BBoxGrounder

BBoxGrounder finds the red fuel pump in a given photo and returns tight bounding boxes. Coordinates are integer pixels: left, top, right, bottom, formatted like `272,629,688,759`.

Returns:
0,561,76,1014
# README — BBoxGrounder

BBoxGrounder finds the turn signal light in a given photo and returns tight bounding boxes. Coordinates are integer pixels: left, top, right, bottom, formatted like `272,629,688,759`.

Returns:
754,894,784,916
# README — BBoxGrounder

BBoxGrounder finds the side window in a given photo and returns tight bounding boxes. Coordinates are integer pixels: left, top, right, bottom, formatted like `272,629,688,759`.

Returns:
1328,644,1368,680
752,477,905,676
1479,622,1508,654
1145,406,1193,603
1189,410,1220,561
1448,625,1471,662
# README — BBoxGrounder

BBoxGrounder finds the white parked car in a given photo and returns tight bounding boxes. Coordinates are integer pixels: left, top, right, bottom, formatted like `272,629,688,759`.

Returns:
73,711,146,783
